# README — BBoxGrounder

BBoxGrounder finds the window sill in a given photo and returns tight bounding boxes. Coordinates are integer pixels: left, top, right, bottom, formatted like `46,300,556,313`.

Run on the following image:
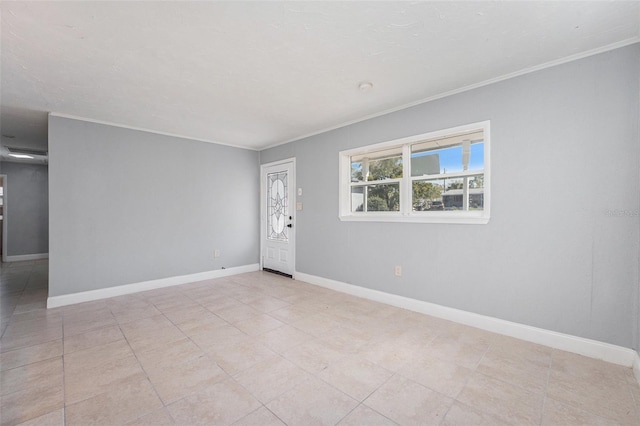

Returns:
339,213,490,225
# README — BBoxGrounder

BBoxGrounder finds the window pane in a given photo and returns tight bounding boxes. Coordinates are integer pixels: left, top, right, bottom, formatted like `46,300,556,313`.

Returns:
367,156,402,181
351,150,402,183
351,183,400,212
411,141,484,176
412,180,444,211
351,186,364,211
413,175,484,211
351,161,365,183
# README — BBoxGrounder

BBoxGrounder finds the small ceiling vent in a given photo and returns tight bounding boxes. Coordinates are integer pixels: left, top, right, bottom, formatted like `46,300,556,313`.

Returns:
6,146,48,156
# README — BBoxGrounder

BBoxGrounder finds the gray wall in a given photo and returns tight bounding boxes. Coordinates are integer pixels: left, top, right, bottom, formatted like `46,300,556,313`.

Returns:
0,162,49,256
261,44,640,349
48,116,259,297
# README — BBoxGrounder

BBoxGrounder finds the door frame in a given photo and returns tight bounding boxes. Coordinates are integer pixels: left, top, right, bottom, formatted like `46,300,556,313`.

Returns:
260,157,296,278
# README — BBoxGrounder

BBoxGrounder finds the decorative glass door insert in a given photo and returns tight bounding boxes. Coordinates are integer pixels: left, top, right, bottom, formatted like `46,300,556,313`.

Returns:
267,171,289,242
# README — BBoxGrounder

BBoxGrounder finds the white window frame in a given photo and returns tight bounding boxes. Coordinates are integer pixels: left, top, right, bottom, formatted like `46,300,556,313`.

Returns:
339,121,490,224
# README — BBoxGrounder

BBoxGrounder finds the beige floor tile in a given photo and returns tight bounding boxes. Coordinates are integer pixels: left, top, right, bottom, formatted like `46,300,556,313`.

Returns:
117,314,175,338
267,377,358,426
65,357,146,405
199,295,242,312
234,355,312,403
187,323,250,351
0,382,64,426
8,309,62,325
547,368,638,424
426,327,491,369
120,316,186,353
13,301,46,315
283,338,347,373
147,354,229,404
206,339,277,375
441,401,510,426
214,304,262,324
318,355,393,401
234,313,285,337
477,336,551,394
63,324,125,354
162,304,222,325
256,324,315,353
146,293,199,312
232,407,286,426
2,315,62,336
398,351,473,398
457,372,544,425
359,335,423,372
64,340,145,405
167,379,261,426
245,296,291,313
0,324,62,353
65,375,162,426
269,305,316,324
174,310,229,333
125,408,175,425
541,397,617,425
551,349,634,385
59,300,108,317
364,375,454,426
134,337,202,370
112,304,162,324
62,307,117,337
289,312,342,337
337,404,398,426
1,357,63,396
63,339,133,372
0,339,62,371
15,408,64,426
317,325,375,354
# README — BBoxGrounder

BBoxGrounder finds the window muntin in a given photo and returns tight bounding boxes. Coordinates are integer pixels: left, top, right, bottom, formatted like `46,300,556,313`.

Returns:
339,122,490,224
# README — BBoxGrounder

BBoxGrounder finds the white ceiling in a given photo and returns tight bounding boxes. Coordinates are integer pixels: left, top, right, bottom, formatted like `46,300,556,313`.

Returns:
1,1,639,157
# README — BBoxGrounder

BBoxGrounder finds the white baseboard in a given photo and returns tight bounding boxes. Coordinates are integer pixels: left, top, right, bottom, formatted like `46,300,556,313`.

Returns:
47,264,260,309
4,253,49,262
295,271,638,368
633,352,640,386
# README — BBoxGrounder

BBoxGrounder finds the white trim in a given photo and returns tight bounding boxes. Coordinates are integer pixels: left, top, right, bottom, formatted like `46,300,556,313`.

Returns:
263,38,640,150
295,271,637,367
339,214,489,225
5,253,49,262
46,263,259,309
48,113,258,151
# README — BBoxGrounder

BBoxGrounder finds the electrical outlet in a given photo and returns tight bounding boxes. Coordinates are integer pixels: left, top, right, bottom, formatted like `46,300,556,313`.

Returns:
394,265,402,277
214,249,220,258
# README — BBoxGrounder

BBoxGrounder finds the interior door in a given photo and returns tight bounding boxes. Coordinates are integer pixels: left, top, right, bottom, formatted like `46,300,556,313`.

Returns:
261,160,295,277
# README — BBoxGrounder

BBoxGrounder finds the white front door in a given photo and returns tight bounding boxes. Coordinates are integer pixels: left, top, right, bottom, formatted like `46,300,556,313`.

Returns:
261,160,295,277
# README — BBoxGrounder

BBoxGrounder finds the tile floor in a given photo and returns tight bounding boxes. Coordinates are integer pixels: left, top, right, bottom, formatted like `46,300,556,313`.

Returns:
1,260,639,425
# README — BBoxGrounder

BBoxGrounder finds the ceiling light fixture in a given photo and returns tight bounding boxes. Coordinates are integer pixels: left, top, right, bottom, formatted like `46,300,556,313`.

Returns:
358,81,374,92
8,153,34,159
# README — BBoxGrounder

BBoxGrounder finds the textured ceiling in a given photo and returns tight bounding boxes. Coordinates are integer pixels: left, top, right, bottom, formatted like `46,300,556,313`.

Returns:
1,1,639,157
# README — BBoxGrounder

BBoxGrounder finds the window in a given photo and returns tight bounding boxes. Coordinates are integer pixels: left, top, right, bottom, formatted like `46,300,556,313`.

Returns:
339,121,490,224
